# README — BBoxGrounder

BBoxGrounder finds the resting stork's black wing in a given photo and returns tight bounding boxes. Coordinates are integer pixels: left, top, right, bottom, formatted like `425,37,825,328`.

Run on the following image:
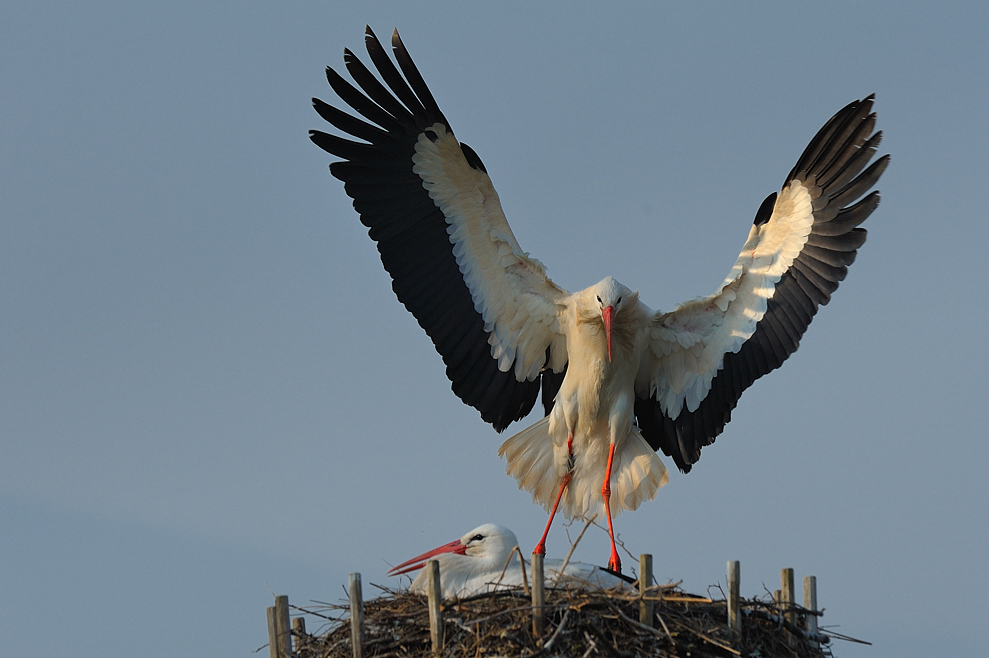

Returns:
635,96,889,472
310,27,569,432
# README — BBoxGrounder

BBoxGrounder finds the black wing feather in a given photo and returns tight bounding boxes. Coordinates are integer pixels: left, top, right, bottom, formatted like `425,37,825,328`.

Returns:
311,28,549,432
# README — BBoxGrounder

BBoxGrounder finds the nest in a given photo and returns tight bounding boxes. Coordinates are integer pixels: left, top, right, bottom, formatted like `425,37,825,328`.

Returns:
292,581,842,658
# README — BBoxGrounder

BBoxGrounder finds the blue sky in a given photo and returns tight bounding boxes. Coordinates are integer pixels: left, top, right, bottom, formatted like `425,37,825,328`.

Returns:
2,2,987,655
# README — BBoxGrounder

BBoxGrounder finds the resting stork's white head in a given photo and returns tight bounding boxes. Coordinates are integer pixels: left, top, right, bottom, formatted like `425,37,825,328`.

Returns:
388,523,519,579
581,277,638,361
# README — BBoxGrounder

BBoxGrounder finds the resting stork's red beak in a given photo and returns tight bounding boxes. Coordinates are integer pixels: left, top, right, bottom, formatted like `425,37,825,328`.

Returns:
602,305,614,361
387,538,468,576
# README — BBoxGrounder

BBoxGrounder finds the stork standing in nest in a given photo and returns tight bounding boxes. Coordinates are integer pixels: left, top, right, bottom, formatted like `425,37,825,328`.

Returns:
311,27,889,573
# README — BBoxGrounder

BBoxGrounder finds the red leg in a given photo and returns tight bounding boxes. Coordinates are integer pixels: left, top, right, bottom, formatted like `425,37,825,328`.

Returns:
533,472,571,556
533,433,574,556
601,442,621,573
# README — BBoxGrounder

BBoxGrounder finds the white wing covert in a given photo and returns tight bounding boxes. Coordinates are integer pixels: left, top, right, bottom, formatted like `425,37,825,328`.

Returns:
310,27,568,432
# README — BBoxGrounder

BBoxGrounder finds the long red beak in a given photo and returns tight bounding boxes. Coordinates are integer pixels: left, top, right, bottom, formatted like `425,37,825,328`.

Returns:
602,305,614,361
387,538,467,576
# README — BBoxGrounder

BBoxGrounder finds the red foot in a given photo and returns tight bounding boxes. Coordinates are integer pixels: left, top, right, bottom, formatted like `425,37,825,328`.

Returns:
608,550,622,574
533,541,546,556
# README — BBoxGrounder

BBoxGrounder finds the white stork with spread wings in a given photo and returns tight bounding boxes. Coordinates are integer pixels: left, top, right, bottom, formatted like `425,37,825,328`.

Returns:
311,28,889,573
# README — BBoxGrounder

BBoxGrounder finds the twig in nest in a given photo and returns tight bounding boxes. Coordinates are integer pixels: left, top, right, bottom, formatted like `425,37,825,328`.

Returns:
288,604,338,622
514,545,530,596
580,630,598,657
542,608,572,652
584,621,622,658
666,616,741,656
654,610,673,639
594,589,675,647
554,514,597,587
463,603,558,627
612,603,674,643
585,517,634,564
819,627,872,645
490,544,524,595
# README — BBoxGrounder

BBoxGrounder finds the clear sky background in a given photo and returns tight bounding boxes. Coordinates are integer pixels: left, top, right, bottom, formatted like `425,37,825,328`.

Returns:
2,2,986,656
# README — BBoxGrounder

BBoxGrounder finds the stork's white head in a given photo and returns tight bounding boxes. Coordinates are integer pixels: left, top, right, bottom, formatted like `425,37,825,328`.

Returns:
588,277,636,361
387,523,519,577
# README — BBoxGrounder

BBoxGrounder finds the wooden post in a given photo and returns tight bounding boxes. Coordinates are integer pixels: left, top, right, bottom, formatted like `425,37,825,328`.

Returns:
531,552,545,639
426,561,444,654
349,573,365,658
274,595,291,658
804,575,819,639
639,554,654,627
781,568,795,626
727,560,741,633
292,617,306,654
266,606,279,658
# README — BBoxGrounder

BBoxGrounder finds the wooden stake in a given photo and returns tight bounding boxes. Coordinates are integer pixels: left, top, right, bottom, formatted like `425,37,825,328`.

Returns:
531,552,545,639
727,560,741,633
292,617,306,654
266,606,278,658
804,575,819,638
274,596,291,658
426,560,444,654
639,554,654,627
349,573,364,658
781,568,795,626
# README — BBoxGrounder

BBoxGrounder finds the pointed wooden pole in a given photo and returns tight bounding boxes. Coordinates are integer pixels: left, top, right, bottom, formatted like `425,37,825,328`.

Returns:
804,575,819,641
727,560,741,633
639,554,654,627
781,568,795,626
266,606,279,658
274,596,291,658
349,573,364,658
427,560,444,654
531,552,545,639
781,568,797,648
292,617,307,654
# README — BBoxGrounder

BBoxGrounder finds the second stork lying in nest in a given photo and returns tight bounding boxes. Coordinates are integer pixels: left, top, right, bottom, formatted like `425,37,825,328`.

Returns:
388,523,629,600
311,27,889,573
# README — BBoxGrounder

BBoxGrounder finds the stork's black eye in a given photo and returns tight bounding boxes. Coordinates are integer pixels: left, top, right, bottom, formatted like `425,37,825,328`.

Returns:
617,296,622,305
471,534,484,542
596,295,602,304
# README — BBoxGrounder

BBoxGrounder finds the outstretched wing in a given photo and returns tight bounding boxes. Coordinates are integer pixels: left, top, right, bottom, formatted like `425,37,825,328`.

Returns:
635,96,889,472
310,27,569,432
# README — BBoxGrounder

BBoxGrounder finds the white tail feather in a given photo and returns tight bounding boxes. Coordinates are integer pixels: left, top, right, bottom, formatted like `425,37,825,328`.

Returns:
499,420,668,519
498,417,565,511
